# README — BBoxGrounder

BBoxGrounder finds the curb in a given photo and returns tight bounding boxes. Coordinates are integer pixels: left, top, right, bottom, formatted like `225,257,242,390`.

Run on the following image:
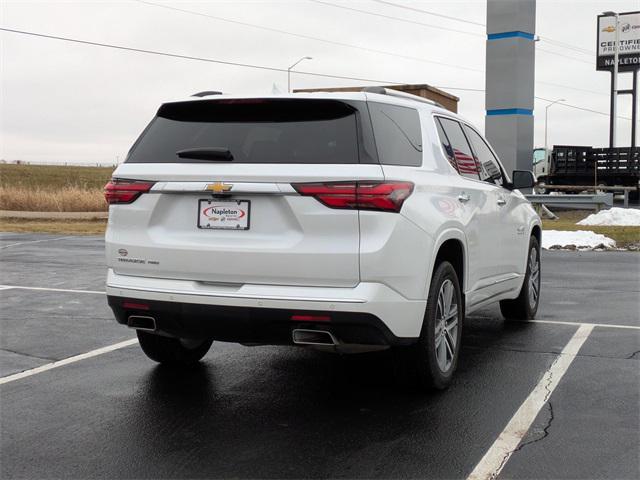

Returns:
0,211,108,220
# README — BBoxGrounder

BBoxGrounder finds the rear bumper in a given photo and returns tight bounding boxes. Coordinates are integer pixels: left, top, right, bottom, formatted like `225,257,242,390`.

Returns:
106,269,426,344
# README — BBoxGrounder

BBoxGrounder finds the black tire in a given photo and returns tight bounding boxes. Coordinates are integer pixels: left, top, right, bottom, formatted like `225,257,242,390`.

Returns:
137,331,213,366
395,261,463,391
500,236,541,321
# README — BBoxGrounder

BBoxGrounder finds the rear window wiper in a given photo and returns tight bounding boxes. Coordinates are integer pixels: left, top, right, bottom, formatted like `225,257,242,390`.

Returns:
176,147,234,161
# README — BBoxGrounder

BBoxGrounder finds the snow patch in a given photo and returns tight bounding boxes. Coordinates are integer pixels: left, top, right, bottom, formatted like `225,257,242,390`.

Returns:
542,230,616,250
577,208,640,226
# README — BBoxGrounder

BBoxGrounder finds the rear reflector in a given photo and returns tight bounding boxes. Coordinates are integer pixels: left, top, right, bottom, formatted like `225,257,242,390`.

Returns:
291,314,331,322
104,179,155,205
292,181,414,213
122,301,150,311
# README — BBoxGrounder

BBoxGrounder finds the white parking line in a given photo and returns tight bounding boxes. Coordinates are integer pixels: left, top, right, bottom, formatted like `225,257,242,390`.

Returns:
0,338,138,386
525,319,640,331
0,285,105,295
467,323,594,480
0,235,74,250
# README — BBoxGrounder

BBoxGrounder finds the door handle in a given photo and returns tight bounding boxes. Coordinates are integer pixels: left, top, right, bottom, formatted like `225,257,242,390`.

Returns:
497,196,507,206
458,193,470,203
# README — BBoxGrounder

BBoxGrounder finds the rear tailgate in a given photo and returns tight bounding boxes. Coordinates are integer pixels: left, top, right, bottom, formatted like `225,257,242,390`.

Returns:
106,98,383,288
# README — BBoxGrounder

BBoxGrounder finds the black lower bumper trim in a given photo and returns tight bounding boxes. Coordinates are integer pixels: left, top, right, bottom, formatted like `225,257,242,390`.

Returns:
107,295,416,347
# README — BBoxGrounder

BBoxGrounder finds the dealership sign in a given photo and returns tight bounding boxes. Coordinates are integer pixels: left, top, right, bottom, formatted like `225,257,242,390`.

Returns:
597,11,640,71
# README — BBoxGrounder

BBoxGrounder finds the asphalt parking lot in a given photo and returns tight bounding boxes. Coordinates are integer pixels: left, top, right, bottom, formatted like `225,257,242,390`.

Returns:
1,232,639,479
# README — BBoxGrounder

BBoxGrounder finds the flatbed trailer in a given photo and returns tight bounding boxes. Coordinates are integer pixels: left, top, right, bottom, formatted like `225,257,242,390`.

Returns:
545,145,639,200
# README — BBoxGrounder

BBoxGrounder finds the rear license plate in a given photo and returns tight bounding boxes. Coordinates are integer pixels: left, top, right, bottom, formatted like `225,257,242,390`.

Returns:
198,199,251,230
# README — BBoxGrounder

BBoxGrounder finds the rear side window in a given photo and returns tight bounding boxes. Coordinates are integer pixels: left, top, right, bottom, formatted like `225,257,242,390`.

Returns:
436,117,480,180
435,119,459,172
368,103,422,166
463,125,504,186
126,99,369,164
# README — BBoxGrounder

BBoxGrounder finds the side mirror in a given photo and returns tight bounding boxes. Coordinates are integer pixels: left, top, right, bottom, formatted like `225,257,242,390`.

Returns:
511,170,536,190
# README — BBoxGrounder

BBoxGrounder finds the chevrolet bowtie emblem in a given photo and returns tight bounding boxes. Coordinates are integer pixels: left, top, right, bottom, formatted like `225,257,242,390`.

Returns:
206,182,233,193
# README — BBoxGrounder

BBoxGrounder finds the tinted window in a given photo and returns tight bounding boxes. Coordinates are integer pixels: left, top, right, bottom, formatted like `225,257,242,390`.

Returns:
126,99,364,164
369,103,422,166
437,117,479,180
464,126,504,186
435,119,459,172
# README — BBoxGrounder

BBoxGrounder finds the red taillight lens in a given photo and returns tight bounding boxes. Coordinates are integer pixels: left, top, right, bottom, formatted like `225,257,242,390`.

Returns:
122,301,150,311
104,179,155,205
292,181,414,213
291,314,331,322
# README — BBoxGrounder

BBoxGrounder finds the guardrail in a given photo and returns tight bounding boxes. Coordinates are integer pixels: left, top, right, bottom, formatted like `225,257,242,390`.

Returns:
540,184,637,207
525,193,614,212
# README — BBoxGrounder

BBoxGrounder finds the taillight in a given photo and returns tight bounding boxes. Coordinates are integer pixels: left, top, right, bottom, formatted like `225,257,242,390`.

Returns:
292,181,414,213
291,314,331,322
104,179,155,205
122,301,150,311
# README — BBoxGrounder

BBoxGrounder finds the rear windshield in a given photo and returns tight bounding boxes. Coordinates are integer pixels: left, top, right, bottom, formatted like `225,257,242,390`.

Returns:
126,99,368,164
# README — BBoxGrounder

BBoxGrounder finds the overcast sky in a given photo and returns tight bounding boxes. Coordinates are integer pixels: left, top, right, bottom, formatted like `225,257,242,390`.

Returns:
1,0,638,165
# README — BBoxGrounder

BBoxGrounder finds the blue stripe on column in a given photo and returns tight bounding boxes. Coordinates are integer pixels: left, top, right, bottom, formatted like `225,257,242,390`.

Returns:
487,31,535,41
486,108,533,116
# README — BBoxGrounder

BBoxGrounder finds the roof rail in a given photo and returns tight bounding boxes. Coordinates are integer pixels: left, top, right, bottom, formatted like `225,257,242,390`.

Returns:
191,91,223,98
361,87,444,108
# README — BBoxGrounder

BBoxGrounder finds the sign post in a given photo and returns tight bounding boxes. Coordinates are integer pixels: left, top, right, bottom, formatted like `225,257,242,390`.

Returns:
597,11,640,148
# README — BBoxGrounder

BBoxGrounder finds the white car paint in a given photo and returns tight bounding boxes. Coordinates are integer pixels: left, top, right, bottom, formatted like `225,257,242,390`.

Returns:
105,90,540,341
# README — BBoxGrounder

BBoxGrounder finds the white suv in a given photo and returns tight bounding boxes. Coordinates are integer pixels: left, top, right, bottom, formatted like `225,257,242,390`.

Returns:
105,88,541,390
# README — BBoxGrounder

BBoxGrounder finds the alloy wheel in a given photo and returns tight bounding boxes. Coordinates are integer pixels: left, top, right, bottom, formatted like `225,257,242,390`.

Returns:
434,279,459,372
528,247,540,310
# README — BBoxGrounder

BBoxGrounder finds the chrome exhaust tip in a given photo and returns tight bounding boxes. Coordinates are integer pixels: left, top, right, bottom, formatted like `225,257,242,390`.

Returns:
292,329,338,346
127,315,156,332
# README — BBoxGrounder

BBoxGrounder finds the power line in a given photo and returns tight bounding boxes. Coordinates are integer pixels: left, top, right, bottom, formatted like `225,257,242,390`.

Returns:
0,27,409,85
427,85,625,119
535,96,630,121
308,0,483,38
426,85,626,120
538,36,594,56
370,0,485,27
0,25,484,95
2,27,625,121
312,0,597,70
136,0,595,89
537,80,605,97
537,47,595,66
371,0,595,57
132,0,483,74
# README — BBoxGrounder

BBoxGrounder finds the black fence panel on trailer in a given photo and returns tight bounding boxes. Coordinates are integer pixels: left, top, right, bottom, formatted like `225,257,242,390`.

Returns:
549,145,639,187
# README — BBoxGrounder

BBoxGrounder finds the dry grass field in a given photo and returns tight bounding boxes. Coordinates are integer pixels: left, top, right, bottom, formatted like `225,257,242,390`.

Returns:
0,218,108,235
0,164,638,247
0,164,113,212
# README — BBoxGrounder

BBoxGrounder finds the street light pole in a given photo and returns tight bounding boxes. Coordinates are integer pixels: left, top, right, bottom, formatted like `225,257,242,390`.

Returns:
544,98,565,161
287,56,313,93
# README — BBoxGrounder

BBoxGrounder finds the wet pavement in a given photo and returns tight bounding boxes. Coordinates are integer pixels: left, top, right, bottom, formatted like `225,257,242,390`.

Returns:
1,233,638,479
